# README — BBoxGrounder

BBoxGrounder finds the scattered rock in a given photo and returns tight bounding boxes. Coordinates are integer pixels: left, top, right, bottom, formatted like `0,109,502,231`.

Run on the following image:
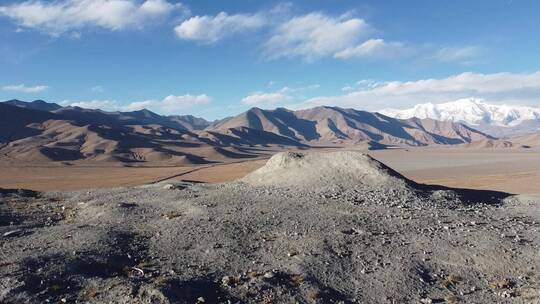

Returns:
340,228,359,235
118,202,137,208
163,210,182,219
222,276,231,286
2,229,22,238
162,183,187,190
263,271,275,279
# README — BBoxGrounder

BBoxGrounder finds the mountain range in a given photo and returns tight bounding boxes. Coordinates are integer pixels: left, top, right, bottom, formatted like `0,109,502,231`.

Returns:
209,106,491,146
0,99,503,165
381,98,540,137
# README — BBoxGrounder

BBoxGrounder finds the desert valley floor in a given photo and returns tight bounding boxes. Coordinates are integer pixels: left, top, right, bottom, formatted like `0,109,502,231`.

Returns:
2,147,540,194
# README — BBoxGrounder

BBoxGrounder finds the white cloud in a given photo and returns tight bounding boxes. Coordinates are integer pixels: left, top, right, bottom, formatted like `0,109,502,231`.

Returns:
62,99,119,111
435,46,482,64
0,0,186,35
334,39,410,59
174,8,479,64
241,85,320,107
265,12,370,61
122,94,211,113
175,12,265,43
60,94,211,114
242,91,292,106
279,84,320,93
2,84,49,93
301,70,540,111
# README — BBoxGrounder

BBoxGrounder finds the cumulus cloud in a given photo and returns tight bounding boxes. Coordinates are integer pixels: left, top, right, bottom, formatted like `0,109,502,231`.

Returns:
175,12,265,43
242,91,291,106
171,8,476,64
0,0,186,35
64,99,119,111
122,94,211,113
241,85,320,107
301,70,540,111
60,94,211,114
2,84,49,93
265,12,370,61
173,10,400,62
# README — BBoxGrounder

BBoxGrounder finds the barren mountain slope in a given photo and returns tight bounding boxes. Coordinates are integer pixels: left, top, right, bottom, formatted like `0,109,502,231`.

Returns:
197,127,306,147
512,133,540,147
459,132,540,149
208,107,313,140
166,115,211,130
0,119,213,164
3,100,212,132
52,107,190,131
0,100,498,164
208,106,493,146
461,139,517,149
403,117,495,144
0,102,284,164
0,103,57,144
0,105,262,164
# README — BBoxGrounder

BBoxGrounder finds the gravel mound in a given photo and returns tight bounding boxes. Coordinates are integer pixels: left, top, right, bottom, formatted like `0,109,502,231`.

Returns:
242,151,413,190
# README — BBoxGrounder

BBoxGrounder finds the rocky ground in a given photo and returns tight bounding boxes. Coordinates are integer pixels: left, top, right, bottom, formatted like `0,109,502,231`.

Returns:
1,151,539,303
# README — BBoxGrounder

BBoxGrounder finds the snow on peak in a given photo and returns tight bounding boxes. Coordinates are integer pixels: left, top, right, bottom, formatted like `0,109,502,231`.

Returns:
380,98,540,127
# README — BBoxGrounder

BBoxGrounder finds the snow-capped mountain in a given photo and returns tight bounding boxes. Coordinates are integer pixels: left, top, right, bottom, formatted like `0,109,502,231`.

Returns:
380,98,540,137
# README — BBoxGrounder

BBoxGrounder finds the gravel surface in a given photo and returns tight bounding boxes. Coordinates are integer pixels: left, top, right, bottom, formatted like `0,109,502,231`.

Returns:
1,151,539,303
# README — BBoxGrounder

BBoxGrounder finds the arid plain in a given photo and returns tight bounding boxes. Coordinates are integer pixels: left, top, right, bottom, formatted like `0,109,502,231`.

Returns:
2,147,540,194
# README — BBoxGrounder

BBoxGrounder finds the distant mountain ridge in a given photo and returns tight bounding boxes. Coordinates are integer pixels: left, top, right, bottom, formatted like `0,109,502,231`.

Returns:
0,100,302,164
381,98,540,137
3,100,212,132
5,99,63,112
167,114,212,130
0,99,497,164
207,106,493,146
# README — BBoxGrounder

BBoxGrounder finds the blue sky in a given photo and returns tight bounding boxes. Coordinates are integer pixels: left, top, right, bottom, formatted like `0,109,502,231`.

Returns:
1,0,540,119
